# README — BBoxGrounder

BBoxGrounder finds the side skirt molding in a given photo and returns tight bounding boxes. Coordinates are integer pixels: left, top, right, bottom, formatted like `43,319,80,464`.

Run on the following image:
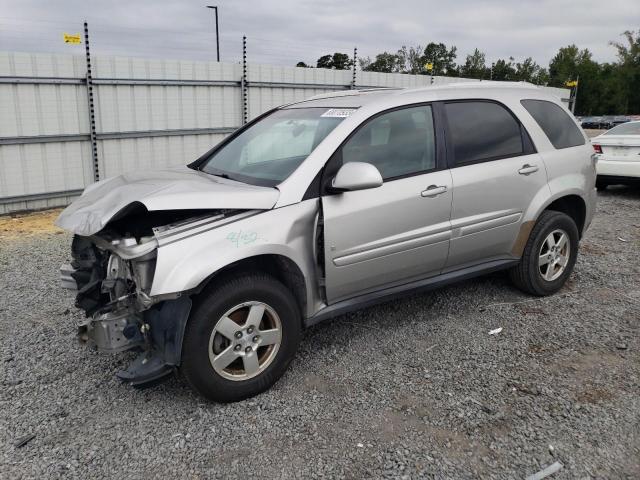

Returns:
304,259,519,328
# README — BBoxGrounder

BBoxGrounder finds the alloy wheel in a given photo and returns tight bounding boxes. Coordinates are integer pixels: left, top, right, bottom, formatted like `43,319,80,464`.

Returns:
208,301,282,381
538,229,571,282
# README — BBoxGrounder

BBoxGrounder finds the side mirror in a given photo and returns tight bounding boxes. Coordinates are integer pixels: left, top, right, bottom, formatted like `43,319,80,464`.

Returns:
331,162,383,192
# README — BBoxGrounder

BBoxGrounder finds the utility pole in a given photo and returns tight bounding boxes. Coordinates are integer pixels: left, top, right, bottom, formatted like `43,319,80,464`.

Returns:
206,6,220,61
571,75,580,114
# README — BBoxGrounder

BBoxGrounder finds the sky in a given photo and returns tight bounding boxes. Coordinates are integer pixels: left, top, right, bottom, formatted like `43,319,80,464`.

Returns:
0,0,638,68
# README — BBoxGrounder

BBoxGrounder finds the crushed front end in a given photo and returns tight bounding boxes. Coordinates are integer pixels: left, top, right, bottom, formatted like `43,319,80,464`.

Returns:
61,221,196,387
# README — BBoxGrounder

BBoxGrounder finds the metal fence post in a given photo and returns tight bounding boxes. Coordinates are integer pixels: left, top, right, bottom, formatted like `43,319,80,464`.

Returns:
241,36,248,125
83,21,99,182
351,47,357,89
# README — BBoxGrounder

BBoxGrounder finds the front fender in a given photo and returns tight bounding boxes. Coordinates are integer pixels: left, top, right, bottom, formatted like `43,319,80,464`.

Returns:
149,201,320,313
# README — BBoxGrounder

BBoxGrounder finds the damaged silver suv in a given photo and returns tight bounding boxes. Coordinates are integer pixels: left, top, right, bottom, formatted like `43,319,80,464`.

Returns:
57,84,597,402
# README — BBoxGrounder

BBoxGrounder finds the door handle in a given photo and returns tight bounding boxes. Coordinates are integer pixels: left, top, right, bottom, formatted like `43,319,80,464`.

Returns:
518,164,539,175
421,185,448,197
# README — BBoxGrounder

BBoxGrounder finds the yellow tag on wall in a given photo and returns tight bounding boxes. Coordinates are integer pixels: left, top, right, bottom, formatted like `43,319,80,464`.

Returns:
63,33,82,44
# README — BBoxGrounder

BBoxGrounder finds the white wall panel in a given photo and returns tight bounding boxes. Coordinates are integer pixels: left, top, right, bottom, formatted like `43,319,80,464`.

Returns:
0,51,86,77
0,141,92,197
247,63,352,85
0,52,570,213
247,86,339,120
97,133,228,179
0,83,88,137
0,194,80,215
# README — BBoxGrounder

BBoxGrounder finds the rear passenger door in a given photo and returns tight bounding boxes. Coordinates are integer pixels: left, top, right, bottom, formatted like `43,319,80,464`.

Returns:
443,100,549,270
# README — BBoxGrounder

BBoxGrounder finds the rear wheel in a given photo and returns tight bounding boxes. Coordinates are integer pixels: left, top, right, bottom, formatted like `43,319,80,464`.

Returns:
181,273,301,402
509,211,579,296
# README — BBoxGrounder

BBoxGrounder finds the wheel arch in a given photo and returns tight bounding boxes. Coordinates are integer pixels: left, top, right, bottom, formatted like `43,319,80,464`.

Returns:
542,194,587,237
192,253,308,322
514,192,588,257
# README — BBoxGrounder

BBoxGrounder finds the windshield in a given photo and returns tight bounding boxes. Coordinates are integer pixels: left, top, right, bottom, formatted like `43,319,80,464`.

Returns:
605,122,640,135
200,107,353,186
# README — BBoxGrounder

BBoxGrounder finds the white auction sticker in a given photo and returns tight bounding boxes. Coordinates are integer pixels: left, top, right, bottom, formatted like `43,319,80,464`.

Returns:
321,108,356,118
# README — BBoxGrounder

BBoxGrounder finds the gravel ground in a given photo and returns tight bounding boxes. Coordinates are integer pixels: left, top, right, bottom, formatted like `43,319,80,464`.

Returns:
1,188,639,479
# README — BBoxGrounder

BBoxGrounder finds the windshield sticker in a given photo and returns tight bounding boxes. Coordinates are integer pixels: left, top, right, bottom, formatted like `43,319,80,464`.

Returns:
321,108,356,118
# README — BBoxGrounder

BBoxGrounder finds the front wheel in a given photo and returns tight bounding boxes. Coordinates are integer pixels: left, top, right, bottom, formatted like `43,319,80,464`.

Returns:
509,211,579,296
181,273,301,402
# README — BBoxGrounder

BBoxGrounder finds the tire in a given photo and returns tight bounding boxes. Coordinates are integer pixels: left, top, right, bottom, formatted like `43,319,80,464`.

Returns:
509,210,579,296
181,272,301,403
595,179,608,191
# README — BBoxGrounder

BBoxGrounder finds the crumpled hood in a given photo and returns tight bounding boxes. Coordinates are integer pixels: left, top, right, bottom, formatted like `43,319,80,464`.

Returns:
56,165,280,236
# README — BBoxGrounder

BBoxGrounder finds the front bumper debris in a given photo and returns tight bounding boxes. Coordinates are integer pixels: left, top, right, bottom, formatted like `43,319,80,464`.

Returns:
60,263,77,290
116,296,192,387
77,308,144,354
60,234,192,388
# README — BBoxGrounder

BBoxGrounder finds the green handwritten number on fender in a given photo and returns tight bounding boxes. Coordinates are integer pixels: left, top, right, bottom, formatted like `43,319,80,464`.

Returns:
227,230,260,247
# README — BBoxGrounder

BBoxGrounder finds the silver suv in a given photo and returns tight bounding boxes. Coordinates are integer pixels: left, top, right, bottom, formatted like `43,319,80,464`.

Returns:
57,83,597,402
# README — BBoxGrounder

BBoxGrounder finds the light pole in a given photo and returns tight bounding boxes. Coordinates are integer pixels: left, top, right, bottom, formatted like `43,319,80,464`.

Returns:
206,6,220,62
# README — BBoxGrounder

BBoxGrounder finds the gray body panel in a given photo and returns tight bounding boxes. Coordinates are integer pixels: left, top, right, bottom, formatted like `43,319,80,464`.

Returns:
323,170,453,303
444,152,550,270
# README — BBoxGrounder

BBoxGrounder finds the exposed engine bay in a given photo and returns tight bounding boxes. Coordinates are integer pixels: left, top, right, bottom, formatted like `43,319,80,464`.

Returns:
61,207,239,386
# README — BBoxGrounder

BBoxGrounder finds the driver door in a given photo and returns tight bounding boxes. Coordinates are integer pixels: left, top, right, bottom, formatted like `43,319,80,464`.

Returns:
321,104,453,303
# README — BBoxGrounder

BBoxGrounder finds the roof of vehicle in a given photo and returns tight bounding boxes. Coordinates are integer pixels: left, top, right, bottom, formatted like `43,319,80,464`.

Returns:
283,82,548,109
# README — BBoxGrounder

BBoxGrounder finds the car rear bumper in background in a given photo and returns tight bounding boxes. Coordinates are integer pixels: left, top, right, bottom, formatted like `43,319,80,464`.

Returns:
596,158,640,179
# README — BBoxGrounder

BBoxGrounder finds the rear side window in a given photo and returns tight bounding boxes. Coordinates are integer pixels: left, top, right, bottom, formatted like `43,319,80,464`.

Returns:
521,99,585,149
444,101,524,165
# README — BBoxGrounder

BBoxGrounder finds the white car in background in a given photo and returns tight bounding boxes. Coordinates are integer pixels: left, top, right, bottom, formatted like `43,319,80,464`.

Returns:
592,121,640,189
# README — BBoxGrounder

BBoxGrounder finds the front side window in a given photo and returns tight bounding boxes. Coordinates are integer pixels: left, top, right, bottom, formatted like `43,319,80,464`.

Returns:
341,105,436,180
521,99,585,149
200,107,350,186
445,101,524,165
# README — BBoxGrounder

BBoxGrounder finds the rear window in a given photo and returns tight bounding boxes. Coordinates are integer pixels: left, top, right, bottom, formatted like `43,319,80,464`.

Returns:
521,99,585,149
604,122,640,136
444,101,524,165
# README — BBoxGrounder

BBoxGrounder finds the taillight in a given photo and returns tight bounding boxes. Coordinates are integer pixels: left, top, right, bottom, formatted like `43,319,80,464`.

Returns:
592,144,602,154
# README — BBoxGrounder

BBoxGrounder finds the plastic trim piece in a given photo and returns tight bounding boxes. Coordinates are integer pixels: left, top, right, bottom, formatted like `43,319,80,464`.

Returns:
305,258,518,327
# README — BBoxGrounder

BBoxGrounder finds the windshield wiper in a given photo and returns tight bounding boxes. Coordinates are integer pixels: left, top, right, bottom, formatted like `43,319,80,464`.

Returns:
202,167,233,180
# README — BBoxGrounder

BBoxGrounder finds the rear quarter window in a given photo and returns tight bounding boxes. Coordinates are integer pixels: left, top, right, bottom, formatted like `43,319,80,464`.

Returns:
521,99,585,149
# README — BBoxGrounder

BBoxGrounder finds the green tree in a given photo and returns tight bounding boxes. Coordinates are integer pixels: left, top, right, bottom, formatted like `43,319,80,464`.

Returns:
296,61,309,68
361,52,403,73
532,67,550,86
549,45,601,115
396,45,424,74
460,48,489,79
420,42,457,75
548,45,590,85
332,52,353,70
316,55,333,69
610,29,640,114
514,57,545,83
597,63,628,114
491,57,516,81
316,53,353,70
